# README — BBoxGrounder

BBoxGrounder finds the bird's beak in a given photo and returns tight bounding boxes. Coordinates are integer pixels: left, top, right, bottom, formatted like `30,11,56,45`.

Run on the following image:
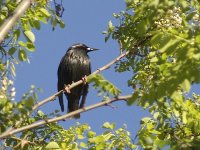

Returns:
87,47,99,52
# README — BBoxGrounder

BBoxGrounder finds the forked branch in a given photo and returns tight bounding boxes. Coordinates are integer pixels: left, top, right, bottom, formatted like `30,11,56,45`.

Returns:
0,95,132,140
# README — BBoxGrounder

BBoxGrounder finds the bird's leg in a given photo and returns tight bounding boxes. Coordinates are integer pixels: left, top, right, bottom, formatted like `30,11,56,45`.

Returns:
79,95,87,109
82,75,87,85
79,84,88,109
64,84,71,93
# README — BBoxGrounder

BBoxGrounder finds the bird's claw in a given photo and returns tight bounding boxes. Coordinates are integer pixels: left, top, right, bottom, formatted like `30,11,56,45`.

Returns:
64,84,71,93
82,75,87,85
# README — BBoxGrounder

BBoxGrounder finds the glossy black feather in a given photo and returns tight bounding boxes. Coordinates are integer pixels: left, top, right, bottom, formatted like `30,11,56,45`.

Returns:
57,43,95,118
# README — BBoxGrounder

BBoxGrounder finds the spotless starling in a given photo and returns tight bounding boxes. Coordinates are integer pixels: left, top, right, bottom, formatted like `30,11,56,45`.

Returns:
57,43,98,118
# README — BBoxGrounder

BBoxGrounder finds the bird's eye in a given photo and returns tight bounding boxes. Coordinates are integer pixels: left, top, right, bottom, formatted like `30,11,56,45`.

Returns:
86,47,92,51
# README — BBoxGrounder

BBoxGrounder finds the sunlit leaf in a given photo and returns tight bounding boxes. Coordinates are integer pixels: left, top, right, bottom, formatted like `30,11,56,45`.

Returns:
182,111,187,124
88,74,121,96
180,79,191,92
40,8,50,17
108,20,115,32
102,122,115,130
80,142,88,148
24,30,35,43
37,110,44,117
45,141,60,149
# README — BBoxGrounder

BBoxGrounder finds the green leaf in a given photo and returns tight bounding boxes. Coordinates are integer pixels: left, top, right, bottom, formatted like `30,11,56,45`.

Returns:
180,79,191,92
88,74,121,96
108,20,115,32
136,20,147,36
45,141,60,149
80,142,88,148
149,130,161,135
87,131,96,138
195,35,200,44
37,110,45,117
40,8,51,17
26,42,35,52
10,62,16,77
153,112,159,119
24,96,34,109
150,57,158,63
18,49,27,61
102,122,115,130
14,29,20,40
59,21,65,28
24,30,35,43
127,92,139,105
94,136,105,144
33,20,41,30
8,47,17,55
0,98,7,107
18,41,26,47
0,63,4,71
182,111,187,124
38,16,48,24
77,134,84,139
140,117,152,124
159,38,179,53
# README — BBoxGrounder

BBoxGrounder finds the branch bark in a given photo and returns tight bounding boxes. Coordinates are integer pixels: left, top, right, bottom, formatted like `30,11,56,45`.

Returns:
32,50,129,110
0,51,129,140
0,0,34,43
0,95,132,140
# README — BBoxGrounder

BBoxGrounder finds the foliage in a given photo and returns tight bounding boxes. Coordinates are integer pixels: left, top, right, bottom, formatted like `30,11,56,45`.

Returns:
0,0,65,78
0,0,200,149
0,85,39,134
104,0,200,149
88,74,121,97
1,121,135,149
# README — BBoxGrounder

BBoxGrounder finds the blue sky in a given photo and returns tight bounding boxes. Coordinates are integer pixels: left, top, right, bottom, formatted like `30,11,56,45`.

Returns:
15,0,149,136
14,0,200,140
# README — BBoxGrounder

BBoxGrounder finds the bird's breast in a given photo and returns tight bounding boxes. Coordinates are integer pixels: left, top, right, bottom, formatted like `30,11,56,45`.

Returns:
67,52,91,81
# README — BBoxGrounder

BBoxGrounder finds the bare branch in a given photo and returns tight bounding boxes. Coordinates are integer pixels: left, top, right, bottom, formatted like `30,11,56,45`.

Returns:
0,0,34,43
0,95,132,140
32,50,130,111
0,34,151,140
1,50,129,140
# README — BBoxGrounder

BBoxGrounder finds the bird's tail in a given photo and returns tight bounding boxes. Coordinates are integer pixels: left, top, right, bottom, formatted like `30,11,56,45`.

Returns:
59,94,64,112
67,95,80,119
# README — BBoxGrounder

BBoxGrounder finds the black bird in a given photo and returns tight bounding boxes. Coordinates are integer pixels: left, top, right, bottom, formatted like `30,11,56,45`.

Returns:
57,43,98,118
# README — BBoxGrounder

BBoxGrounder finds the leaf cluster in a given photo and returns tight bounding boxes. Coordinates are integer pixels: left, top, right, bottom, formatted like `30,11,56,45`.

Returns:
0,85,39,135
88,74,121,98
0,0,65,78
106,0,200,106
44,122,135,150
136,93,200,149
105,0,200,149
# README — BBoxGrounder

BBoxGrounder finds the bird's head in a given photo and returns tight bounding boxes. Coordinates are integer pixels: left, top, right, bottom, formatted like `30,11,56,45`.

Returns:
68,43,99,53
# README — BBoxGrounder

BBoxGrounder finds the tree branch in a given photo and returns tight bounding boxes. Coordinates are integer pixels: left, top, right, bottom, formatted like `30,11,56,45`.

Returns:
0,95,132,140
0,51,129,140
0,0,34,43
32,50,130,111
1,50,129,140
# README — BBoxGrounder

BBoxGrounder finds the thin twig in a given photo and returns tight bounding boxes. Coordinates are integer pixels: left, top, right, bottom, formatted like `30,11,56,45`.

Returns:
32,50,129,111
0,95,132,140
0,51,129,139
0,34,151,140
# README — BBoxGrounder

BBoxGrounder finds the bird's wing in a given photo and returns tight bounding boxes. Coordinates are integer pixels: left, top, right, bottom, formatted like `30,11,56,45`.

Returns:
57,54,71,112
